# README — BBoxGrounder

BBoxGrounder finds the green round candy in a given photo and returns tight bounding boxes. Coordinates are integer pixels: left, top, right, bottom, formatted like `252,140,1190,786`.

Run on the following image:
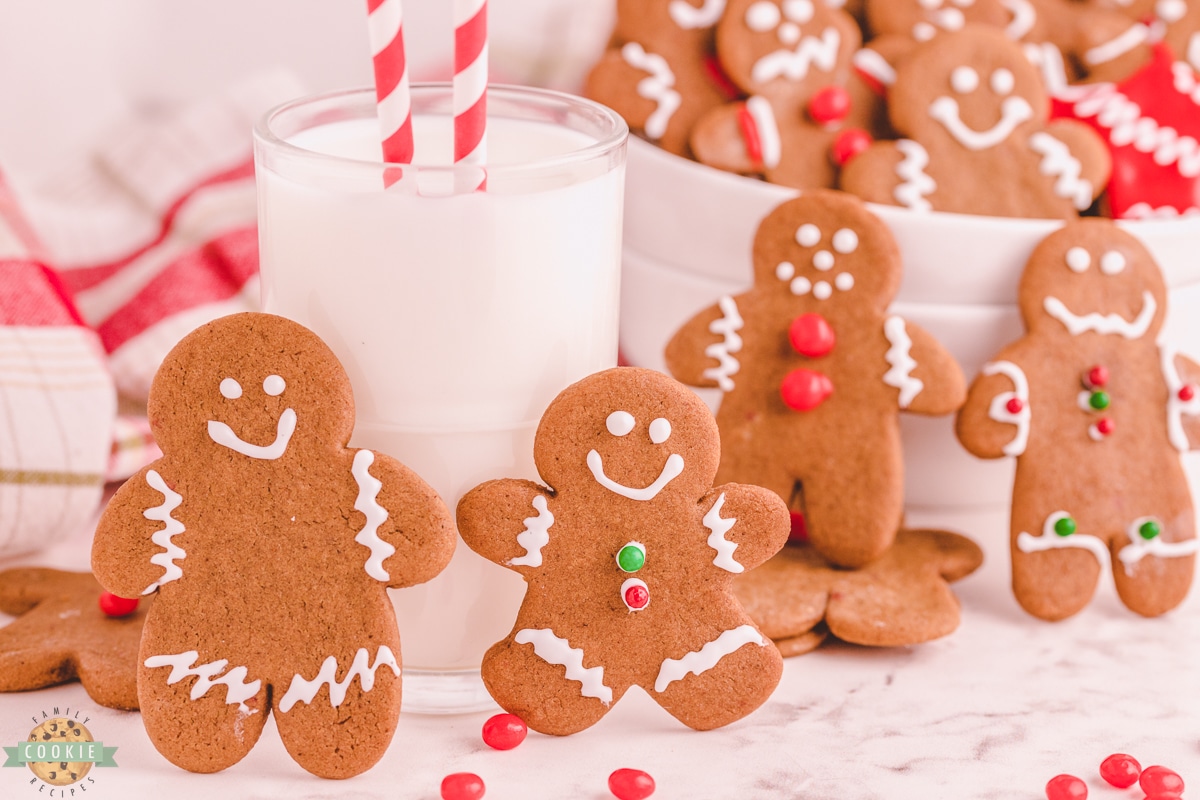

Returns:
1138,520,1161,540
1089,390,1110,411
617,543,645,572
1054,516,1077,537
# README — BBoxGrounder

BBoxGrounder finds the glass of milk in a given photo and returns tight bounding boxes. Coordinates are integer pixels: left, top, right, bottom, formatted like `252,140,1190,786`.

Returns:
254,85,627,713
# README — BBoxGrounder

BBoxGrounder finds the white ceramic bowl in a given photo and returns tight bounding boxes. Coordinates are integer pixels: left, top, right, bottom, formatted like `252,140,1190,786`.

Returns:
620,137,1200,509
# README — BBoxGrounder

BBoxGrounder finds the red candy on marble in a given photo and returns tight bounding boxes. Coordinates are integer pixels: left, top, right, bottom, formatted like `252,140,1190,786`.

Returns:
832,128,872,166
441,772,485,800
780,369,833,412
1045,774,1088,800
609,768,655,800
481,713,527,751
788,313,836,358
1139,765,1184,796
98,591,139,618
1100,753,1141,788
809,86,851,127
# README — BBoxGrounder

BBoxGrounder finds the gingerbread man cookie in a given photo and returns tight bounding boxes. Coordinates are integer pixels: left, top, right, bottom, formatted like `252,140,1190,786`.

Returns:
1086,0,1200,72
585,0,732,157
957,221,1200,621
666,190,966,568
457,367,789,735
841,26,1111,218
0,569,147,710
91,312,456,778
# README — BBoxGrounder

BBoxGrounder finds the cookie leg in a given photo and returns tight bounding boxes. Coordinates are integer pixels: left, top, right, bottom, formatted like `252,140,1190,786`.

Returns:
1010,507,1104,621
1111,514,1197,618
650,624,782,731
482,631,618,736
803,462,902,568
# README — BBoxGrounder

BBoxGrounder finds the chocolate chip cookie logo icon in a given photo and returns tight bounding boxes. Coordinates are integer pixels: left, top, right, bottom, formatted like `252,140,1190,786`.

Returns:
4,710,118,791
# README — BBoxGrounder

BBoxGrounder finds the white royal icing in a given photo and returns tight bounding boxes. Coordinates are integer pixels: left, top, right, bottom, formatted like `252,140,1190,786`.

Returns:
587,450,685,501
1084,23,1149,66
751,27,840,85
894,140,936,211
1001,0,1036,40
207,407,297,460
1016,511,1111,565
1124,202,1200,219
144,651,261,712
620,578,650,612
928,95,1034,150
142,469,187,595
1028,132,1094,210
263,375,286,396
351,450,395,582
278,646,399,713
654,625,765,693
607,410,636,436
1066,82,1200,178
669,0,726,29
703,295,745,392
703,493,743,573
219,378,242,399
649,418,672,444
1160,344,1200,452
509,495,554,568
1172,59,1200,104
515,628,613,704
621,43,682,142
982,361,1031,457
1043,292,1157,339
1118,516,1199,573
882,317,923,409
745,96,782,169
853,47,896,87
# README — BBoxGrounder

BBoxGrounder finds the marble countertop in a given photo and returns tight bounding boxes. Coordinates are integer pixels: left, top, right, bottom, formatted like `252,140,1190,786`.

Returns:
0,505,1196,800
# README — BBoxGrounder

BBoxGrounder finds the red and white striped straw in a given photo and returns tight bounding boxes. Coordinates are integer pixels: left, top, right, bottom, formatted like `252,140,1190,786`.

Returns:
367,0,413,165
454,0,488,167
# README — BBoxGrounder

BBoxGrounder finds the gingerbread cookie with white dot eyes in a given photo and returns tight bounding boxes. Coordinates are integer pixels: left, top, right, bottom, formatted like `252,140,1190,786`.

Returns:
457,367,789,736
666,190,966,569
840,26,1111,219
91,312,456,778
957,221,1200,621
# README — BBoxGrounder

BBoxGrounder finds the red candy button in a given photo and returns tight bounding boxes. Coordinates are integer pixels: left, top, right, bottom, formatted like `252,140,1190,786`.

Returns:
1096,417,1116,436
624,582,650,611
1045,774,1088,800
1180,385,1196,402
441,772,485,800
1006,397,1025,414
832,128,872,166
98,592,139,618
481,713,527,751
1100,753,1141,788
609,768,655,800
789,511,809,543
809,86,851,126
1086,365,1109,388
788,313,836,358
780,369,833,412
1139,765,1184,796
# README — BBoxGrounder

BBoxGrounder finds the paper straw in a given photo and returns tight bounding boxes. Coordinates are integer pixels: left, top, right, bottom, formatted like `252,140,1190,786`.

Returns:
367,0,414,164
454,0,488,166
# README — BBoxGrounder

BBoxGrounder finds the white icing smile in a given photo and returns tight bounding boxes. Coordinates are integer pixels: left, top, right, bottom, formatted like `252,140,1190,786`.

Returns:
670,0,726,28
751,27,841,84
928,95,1033,150
1043,291,1157,339
208,408,297,460
587,450,685,501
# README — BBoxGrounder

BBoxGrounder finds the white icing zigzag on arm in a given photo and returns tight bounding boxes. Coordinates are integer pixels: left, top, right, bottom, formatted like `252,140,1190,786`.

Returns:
982,361,1031,456
352,450,396,582
882,317,923,409
1070,82,1200,177
703,296,744,392
144,651,261,712
509,495,554,567
1028,132,1093,210
703,493,743,573
894,140,936,211
654,625,764,693
621,43,682,142
515,628,613,704
1160,344,1200,452
278,646,399,713
142,469,186,595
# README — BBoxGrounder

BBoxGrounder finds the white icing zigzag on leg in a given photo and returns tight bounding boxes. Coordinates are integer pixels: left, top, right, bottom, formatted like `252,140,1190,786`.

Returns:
142,469,187,595
144,651,261,712
515,628,613,705
278,646,399,713
654,625,764,693
352,450,396,581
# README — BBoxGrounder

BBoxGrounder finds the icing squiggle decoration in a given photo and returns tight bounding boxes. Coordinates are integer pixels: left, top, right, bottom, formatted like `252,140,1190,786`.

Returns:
882,317,923,408
587,450,685,501
1125,202,1200,219
352,450,395,582
515,628,613,704
621,43,682,141
703,493,743,573
751,28,841,85
928,96,1034,151
703,295,745,392
1068,82,1200,178
1028,132,1093,210
509,495,554,567
278,646,399,713
745,97,782,169
654,625,764,693
1016,511,1110,565
1043,292,1157,339
853,48,896,87
143,469,186,595
1160,345,1200,452
1001,0,1036,40
982,361,1031,456
1084,23,1149,66
1118,516,1199,572
894,140,936,211
669,0,726,29
144,651,261,712
208,408,297,460
1176,51,1200,103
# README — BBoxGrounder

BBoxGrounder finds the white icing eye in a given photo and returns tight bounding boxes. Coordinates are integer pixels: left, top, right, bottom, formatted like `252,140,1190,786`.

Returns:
783,0,814,22
939,8,965,28
918,0,940,9
813,250,835,271
990,68,1015,96
835,272,855,291
1158,0,1186,23
220,378,243,399
746,1,781,31
813,280,833,300
1065,246,1091,273
796,223,821,247
778,21,801,44
1100,250,1127,275
791,276,812,295
606,410,636,436
913,21,937,41
649,418,672,444
832,228,859,254
776,261,796,281
951,66,979,94
263,375,286,396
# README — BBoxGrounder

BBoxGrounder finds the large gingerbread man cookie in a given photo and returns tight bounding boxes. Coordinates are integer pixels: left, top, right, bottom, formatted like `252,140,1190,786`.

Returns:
840,26,1111,218
957,221,1200,620
91,312,456,778
457,367,790,735
666,190,965,568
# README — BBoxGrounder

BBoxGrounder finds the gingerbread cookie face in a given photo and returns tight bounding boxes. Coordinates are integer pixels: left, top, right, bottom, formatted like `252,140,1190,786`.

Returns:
458,367,790,735
865,0,1012,44
717,0,859,91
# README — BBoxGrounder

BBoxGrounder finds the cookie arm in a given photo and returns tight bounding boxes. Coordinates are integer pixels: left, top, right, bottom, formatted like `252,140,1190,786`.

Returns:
955,363,1030,460
894,318,966,416
0,568,89,615
92,464,182,600
457,479,555,575
1170,353,1200,451
690,103,759,176
1037,120,1111,209
840,141,926,210
664,298,742,391
699,484,790,574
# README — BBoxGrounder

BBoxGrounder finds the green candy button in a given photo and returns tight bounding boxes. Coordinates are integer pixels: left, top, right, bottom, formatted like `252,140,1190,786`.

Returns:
1089,391,1110,411
1054,516,1077,537
1138,520,1161,540
617,542,646,573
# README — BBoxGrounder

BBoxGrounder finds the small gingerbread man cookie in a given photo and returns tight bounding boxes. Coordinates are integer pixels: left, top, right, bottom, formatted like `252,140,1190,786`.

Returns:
457,367,790,735
841,26,1111,218
92,312,456,778
957,221,1200,620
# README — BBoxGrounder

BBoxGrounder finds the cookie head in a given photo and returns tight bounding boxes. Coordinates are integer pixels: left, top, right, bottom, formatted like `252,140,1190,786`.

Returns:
147,312,356,462
1018,220,1167,341
891,26,1046,151
533,368,720,502
615,0,728,39
865,0,1011,44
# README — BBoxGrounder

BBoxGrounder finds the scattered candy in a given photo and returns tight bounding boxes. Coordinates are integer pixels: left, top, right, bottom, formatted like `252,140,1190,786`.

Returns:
788,313,836,358
1139,765,1184,796
780,368,833,412
617,542,646,573
441,772,485,800
1054,516,1078,537
831,128,872,166
97,591,139,618
1045,773,1088,800
609,768,655,800
1006,397,1025,414
809,86,851,126
1100,753,1141,788
481,713,527,751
